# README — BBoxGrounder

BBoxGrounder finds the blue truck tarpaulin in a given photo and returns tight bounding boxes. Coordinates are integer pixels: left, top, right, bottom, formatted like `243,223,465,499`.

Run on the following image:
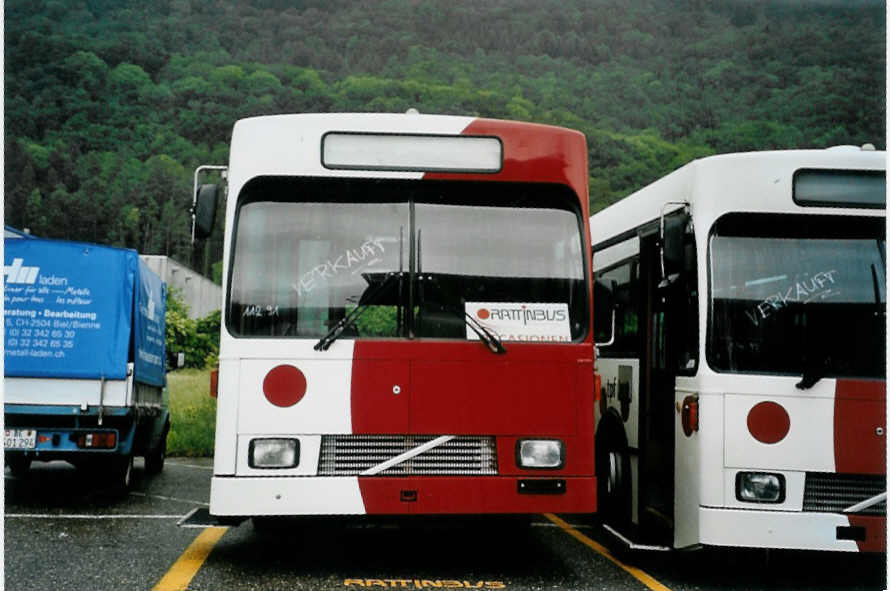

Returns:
4,238,166,386
134,257,167,386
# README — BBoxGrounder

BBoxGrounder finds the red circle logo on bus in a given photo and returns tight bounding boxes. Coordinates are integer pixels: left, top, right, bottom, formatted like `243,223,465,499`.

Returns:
263,365,307,408
477,308,490,320
747,401,790,444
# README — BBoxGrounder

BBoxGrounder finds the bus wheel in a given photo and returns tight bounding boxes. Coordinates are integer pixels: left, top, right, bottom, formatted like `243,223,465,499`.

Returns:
7,456,31,477
596,428,631,529
253,517,285,535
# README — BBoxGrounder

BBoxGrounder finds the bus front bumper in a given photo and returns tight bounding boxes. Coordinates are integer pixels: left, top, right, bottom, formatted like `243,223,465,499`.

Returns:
210,475,596,517
699,506,885,552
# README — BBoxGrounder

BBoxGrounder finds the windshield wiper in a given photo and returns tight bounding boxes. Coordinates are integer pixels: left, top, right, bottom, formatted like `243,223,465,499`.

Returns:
417,272,506,354
314,272,399,351
871,263,885,314
795,328,829,390
463,309,507,354
795,362,827,390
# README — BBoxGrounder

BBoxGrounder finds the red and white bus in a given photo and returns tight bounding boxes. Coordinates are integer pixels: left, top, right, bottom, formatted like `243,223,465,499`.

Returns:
193,113,597,522
590,146,885,552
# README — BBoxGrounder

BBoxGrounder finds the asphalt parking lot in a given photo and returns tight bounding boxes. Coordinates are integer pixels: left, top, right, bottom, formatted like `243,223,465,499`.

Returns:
5,459,886,591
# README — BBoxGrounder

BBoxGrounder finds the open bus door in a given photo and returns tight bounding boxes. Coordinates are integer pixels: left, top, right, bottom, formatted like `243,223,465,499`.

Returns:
637,230,676,545
596,208,696,550
638,209,697,547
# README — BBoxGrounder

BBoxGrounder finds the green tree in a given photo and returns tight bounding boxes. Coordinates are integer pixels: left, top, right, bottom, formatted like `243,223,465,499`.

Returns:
108,63,153,101
165,289,220,369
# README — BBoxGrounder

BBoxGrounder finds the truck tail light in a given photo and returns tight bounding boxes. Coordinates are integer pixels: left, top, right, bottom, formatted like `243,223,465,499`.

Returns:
76,432,117,449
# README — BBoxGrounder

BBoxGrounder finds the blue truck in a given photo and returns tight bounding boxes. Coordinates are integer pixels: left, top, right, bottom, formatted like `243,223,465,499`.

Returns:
4,237,169,489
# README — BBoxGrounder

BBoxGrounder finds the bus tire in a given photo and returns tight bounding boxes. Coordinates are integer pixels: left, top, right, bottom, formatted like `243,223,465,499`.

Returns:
252,517,285,535
596,422,632,530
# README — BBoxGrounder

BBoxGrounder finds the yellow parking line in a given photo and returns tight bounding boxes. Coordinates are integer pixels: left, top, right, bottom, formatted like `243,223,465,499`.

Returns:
543,514,673,591
152,527,228,591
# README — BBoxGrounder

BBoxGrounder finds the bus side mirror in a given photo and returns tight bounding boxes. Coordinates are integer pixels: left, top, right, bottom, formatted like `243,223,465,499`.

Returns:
193,184,219,240
662,214,687,277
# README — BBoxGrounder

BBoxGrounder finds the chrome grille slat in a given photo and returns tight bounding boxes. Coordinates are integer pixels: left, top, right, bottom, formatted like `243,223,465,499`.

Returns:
317,435,498,476
803,473,886,515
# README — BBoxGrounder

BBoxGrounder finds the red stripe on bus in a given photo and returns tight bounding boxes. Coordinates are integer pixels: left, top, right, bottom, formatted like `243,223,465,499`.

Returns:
351,341,592,438
350,341,596,513
356,476,596,514
423,118,590,219
350,358,412,433
834,380,886,475
847,515,886,552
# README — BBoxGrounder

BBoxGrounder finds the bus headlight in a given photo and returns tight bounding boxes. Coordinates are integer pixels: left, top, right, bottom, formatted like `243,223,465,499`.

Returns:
249,438,300,469
517,439,564,469
736,472,785,503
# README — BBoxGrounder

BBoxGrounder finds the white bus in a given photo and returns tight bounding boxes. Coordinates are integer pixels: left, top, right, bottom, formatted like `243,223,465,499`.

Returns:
590,146,885,552
191,113,598,524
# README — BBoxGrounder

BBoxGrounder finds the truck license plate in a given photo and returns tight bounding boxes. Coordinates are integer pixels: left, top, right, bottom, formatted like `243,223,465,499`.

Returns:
4,429,36,450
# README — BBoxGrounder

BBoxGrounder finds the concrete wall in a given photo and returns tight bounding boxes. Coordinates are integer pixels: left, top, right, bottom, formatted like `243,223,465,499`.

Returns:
140,255,221,319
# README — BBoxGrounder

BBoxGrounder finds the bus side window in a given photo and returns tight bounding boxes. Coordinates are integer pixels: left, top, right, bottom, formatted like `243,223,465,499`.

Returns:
596,260,640,358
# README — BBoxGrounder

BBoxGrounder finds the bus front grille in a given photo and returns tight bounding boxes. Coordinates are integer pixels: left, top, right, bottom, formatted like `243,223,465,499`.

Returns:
317,435,498,476
803,473,886,515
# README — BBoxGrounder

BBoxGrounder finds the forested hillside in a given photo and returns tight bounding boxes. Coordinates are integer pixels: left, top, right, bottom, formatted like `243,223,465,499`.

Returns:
5,0,885,274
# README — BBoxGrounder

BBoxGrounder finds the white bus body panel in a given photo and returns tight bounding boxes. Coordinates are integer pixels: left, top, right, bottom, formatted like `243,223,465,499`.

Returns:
211,476,366,516
236,353,355,436
723,381,836,473
591,236,639,271
673,377,706,547
699,507,859,551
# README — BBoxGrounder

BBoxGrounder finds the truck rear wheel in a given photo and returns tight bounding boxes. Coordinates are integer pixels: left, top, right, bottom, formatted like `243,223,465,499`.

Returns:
6,456,31,477
145,434,167,475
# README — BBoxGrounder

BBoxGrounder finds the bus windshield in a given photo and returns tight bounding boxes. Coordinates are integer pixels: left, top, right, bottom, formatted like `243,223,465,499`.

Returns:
708,213,885,379
228,177,587,341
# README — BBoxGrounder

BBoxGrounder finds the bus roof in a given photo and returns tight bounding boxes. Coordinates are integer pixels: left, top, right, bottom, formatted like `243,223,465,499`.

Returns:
226,112,590,215
589,147,885,247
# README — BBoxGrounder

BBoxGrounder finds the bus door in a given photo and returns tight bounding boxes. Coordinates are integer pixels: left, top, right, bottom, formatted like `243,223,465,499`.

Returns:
637,212,697,546
637,231,676,544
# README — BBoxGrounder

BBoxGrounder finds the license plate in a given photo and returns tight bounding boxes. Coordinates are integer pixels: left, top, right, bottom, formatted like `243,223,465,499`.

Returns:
4,429,36,450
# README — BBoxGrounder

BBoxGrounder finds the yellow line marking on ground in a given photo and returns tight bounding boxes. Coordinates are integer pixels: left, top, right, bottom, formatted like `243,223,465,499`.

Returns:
152,526,228,591
543,513,673,591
